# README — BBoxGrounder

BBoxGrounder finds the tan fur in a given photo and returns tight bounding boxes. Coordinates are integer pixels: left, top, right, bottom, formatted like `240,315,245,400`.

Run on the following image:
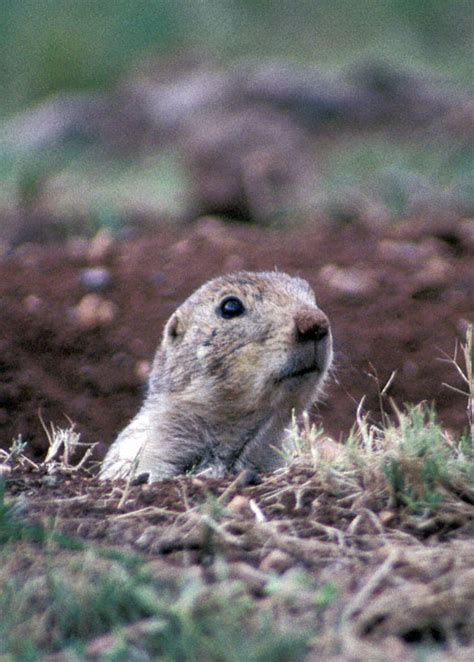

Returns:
100,271,332,482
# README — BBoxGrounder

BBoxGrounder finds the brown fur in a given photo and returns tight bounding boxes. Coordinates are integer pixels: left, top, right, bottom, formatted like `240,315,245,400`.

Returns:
100,271,332,482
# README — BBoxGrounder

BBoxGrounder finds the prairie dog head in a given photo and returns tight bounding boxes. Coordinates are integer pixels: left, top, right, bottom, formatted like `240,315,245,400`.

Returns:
151,271,332,417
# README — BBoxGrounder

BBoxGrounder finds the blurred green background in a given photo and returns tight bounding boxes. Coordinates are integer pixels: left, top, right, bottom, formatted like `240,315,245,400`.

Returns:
2,0,472,117
1,0,472,228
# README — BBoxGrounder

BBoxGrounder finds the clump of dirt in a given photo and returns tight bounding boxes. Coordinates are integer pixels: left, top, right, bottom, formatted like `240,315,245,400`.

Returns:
1,215,472,460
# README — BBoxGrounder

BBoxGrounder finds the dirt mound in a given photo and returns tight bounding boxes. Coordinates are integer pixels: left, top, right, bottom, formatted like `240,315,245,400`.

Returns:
1,215,473,459
3,449,473,659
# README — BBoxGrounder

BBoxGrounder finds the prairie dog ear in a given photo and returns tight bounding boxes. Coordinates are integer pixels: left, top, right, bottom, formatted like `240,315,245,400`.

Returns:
163,311,186,344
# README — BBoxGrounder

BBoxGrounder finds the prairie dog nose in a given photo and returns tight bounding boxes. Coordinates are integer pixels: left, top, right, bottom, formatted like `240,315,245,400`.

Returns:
294,307,330,342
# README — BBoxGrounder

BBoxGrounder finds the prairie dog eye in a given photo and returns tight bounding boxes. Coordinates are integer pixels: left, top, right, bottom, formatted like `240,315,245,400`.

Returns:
218,296,246,319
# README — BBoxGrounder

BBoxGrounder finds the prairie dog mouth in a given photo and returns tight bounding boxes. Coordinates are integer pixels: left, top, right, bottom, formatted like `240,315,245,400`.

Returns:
275,363,320,383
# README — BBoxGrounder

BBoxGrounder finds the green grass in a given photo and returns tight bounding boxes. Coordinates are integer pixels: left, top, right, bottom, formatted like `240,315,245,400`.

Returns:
1,2,472,228
287,402,474,519
0,542,311,659
1,132,471,227
0,549,156,657
1,0,472,117
380,406,474,511
319,134,474,218
0,486,311,659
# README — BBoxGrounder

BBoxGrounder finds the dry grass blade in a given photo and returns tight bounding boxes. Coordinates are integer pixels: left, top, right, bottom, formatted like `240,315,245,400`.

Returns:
441,324,473,446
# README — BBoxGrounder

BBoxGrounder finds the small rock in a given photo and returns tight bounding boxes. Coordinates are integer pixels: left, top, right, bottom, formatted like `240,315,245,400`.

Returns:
88,229,115,262
379,510,396,525
227,562,267,593
170,238,193,257
190,477,207,488
140,484,160,502
195,215,242,250
0,464,12,477
72,294,117,327
378,239,435,263
135,360,151,381
80,267,111,292
319,264,376,298
195,215,227,239
260,549,294,574
23,294,42,313
131,472,150,485
413,256,450,289
42,475,59,487
227,495,251,516
387,637,411,660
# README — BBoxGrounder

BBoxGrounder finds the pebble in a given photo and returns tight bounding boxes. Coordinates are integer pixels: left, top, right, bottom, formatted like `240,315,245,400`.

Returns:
72,294,117,327
170,238,193,257
259,549,294,574
195,215,242,250
413,256,450,289
319,264,376,298
378,511,396,525
87,229,115,262
0,464,12,477
227,495,252,516
80,267,112,292
194,215,226,239
227,562,267,593
378,239,436,263
316,437,345,462
135,360,151,381
23,294,42,313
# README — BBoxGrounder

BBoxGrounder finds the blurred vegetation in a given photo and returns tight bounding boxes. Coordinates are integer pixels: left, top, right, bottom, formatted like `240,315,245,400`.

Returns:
319,133,474,219
1,1,472,228
2,0,472,117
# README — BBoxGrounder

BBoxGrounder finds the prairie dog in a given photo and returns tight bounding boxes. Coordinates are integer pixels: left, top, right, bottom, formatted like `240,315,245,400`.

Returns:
101,271,332,481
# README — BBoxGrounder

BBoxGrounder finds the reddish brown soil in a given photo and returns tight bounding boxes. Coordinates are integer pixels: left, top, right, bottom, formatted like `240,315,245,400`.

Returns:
2,217,473,658
1,215,472,461
4,460,474,658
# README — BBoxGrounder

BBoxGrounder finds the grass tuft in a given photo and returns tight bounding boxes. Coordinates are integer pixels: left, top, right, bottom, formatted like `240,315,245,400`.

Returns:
0,542,310,660
288,402,474,521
